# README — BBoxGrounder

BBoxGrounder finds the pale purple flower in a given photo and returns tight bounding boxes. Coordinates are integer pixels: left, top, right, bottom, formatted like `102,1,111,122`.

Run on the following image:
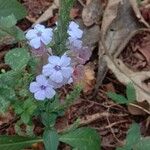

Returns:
29,75,56,100
68,46,92,65
68,21,83,39
42,54,73,84
67,21,83,49
47,76,73,89
26,24,53,49
68,37,83,49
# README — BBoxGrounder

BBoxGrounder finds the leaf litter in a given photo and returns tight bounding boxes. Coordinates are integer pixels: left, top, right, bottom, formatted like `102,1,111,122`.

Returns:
0,0,150,150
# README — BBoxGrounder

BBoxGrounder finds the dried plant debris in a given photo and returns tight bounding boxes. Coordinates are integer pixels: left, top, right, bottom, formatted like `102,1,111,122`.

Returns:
105,56,150,105
64,99,131,149
120,30,150,71
23,0,53,22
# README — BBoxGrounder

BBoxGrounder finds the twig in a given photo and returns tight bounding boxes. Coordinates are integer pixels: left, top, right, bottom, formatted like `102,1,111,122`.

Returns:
106,107,124,146
129,103,150,115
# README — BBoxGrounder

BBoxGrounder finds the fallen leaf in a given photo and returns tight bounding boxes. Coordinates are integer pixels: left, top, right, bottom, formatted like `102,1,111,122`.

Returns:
83,63,96,93
128,101,149,115
82,0,103,26
105,55,150,104
129,0,150,28
33,0,59,25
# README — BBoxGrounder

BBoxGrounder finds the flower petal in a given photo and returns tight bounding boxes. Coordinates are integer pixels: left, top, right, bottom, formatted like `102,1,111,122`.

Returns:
42,64,55,76
61,67,73,78
69,38,82,49
50,71,63,83
41,28,53,45
29,37,41,49
29,82,40,93
36,75,48,85
69,21,79,29
48,56,60,65
60,55,71,67
26,29,38,40
34,90,46,100
45,87,56,99
34,24,45,32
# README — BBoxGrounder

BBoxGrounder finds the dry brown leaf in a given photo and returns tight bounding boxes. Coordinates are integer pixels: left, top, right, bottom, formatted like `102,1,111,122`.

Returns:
33,0,59,25
95,0,140,92
101,0,122,37
128,101,149,115
82,25,100,47
105,55,150,104
101,0,140,54
83,64,96,93
82,0,103,26
129,0,150,28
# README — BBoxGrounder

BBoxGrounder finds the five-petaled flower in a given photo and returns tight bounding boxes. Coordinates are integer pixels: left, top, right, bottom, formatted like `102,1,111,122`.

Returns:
26,24,53,49
42,55,73,84
29,75,56,100
68,21,83,49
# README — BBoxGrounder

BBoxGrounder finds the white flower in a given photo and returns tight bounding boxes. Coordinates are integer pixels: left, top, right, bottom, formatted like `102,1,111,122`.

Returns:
29,75,56,100
67,21,83,49
25,24,53,49
68,21,83,39
42,54,73,84
68,37,83,49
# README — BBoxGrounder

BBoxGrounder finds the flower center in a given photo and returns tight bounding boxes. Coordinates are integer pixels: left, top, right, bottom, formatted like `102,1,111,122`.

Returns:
40,85,46,90
54,65,61,71
37,31,42,37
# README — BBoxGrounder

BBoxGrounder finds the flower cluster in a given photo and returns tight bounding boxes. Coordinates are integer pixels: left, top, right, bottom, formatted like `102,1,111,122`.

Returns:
27,21,91,100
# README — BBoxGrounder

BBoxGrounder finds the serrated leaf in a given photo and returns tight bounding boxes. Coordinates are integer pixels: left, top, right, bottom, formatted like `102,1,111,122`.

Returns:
0,70,22,87
126,83,136,103
0,135,42,150
43,130,59,150
59,127,101,150
5,48,30,70
0,0,27,20
0,14,17,28
135,137,150,150
107,92,128,104
0,86,16,114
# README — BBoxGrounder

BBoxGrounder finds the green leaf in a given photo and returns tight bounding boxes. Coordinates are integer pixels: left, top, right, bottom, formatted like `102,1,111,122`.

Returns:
59,127,101,150
118,123,141,150
0,14,17,28
21,112,30,124
107,92,128,104
0,135,42,150
41,112,57,127
5,48,30,70
0,86,16,114
135,137,150,150
0,70,22,87
0,15,25,42
43,129,59,150
126,83,136,103
0,0,27,20
126,123,141,147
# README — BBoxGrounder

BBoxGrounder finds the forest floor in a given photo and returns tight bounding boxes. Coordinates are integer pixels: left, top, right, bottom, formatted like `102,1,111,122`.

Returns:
0,0,150,150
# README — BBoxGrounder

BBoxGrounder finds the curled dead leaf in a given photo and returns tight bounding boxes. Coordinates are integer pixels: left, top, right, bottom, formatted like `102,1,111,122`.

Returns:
129,0,150,27
128,101,150,115
104,56,150,105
